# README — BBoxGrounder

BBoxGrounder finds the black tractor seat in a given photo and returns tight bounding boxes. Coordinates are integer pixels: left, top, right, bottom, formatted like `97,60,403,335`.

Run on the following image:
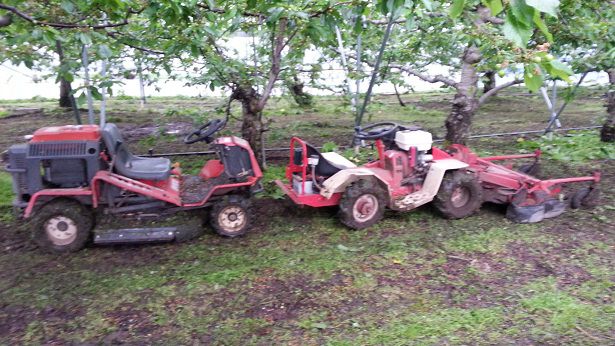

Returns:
294,142,356,177
102,124,171,181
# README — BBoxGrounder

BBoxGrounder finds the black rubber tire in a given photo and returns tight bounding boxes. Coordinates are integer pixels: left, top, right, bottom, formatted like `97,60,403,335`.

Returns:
210,195,252,237
31,199,94,253
433,170,483,219
570,187,600,209
174,217,205,242
517,162,541,177
339,179,386,230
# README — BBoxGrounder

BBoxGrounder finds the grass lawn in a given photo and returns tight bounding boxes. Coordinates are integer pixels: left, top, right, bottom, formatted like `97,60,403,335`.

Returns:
0,88,613,344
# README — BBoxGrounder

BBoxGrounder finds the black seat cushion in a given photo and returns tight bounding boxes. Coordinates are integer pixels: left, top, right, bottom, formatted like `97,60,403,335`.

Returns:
102,124,171,181
293,142,341,177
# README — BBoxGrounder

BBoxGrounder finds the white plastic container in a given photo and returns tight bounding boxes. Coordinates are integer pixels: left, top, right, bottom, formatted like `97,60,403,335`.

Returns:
292,175,314,194
394,130,433,151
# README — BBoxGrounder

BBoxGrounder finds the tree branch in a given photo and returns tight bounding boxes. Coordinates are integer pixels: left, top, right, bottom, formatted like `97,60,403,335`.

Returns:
258,18,288,110
478,79,522,106
106,32,164,55
391,64,458,87
0,3,130,29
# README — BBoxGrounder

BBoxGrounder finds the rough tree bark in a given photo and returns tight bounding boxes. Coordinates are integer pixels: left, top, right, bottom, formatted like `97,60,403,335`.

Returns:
483,71,496,94
232,85,265,162
445,46,482,144
600,69,615,142
55,40,73,108
287,75,313,107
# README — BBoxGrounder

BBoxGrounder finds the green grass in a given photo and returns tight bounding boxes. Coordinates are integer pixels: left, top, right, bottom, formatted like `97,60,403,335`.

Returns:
0,172,12,206
518,130,615,163
0,89,613,344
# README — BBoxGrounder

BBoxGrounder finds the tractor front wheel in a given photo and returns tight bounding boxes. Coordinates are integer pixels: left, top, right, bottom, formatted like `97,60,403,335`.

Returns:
339,180,386,230
210,195,252,237
32,199,94,253
433,170,483,219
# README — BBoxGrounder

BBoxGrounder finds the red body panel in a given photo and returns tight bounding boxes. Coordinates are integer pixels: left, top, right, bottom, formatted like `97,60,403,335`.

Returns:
200,160,224,179
275,180,341,207
31,125,101,142
24,188,93,218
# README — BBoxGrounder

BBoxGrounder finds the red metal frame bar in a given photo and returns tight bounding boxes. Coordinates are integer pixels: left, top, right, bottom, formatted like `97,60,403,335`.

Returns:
24,188,93,218
275,180,341,207
480,149,541,162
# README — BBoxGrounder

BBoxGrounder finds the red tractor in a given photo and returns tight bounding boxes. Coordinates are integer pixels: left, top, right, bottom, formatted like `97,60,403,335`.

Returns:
276,122,600,228
4,119,262,253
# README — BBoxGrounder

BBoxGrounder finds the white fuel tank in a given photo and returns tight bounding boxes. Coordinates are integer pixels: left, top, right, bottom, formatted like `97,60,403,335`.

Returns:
394,130,433,151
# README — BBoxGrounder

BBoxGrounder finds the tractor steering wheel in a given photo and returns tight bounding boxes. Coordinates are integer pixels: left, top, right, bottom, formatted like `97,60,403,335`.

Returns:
184,119,226,144
354,122,399,140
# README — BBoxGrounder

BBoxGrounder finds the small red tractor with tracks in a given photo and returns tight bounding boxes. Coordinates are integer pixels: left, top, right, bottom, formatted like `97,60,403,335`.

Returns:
4,119,262,253
276,122,600,229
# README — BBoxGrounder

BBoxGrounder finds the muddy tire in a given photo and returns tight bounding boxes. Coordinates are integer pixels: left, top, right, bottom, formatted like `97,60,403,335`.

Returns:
339,179,386,230
31,199,94,253
433,170,483,219
517,162,541,177
570,187,600,209
210,195,251,237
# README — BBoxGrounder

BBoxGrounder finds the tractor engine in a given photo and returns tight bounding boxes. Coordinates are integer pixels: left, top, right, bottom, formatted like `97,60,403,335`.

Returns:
394,129,434,172
5,125,102,206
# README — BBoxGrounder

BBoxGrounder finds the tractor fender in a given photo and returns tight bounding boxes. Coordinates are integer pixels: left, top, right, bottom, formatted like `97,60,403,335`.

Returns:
320,168,390,199
392,159,469,211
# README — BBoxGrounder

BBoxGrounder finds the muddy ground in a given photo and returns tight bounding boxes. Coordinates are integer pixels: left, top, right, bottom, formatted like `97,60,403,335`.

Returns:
0,89,613,344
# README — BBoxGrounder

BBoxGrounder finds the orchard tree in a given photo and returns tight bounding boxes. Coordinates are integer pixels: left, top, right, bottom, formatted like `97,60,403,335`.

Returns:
337,0,571,144
0,0,144,109
129,1,343,161
546,0,615,142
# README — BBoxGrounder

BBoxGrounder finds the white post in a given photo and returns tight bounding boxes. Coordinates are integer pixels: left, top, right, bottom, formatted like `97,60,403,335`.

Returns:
335,26,355,112
82,45,95,124
100,58,107,128
137,58,146,108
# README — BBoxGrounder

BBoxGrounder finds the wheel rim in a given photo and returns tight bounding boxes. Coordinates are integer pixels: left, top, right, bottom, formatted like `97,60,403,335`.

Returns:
451,186,470,208
352,194,379,221
45,216,78,246
218,205,247,234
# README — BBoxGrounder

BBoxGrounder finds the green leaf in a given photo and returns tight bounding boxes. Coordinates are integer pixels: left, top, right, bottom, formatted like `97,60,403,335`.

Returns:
449,0,465,19
78,32,92,45
524,65,543,92
405,16,415,31
549,60,572,75
98,45,112,58
502,11,532,47
485,0,503,16
532,11,552,42
246,0,257,10
90,87,103,101
509,0,534,26
311,322,328,330
525,0,559,17
60,0,75,14
77,92,86,106
420,0,433,11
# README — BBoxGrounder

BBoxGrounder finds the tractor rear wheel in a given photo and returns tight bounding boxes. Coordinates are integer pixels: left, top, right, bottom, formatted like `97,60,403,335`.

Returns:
339,180,386,230
210,195,251,237
32,199,94,253
433,170,483,219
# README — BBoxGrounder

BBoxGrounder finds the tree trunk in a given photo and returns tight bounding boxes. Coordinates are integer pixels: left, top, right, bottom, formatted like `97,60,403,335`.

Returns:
287,76,313,107
445,46,481,144
600,69,615,142
233,86,264,163
59,79,72,108
55,40,81,124
482,71,496,94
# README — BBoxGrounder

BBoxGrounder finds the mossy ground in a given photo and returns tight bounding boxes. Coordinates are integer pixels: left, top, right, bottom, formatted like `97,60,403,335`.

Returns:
0,87,613,344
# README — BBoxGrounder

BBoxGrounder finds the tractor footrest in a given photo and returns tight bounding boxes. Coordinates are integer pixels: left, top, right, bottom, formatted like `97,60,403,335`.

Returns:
93,227,177,244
